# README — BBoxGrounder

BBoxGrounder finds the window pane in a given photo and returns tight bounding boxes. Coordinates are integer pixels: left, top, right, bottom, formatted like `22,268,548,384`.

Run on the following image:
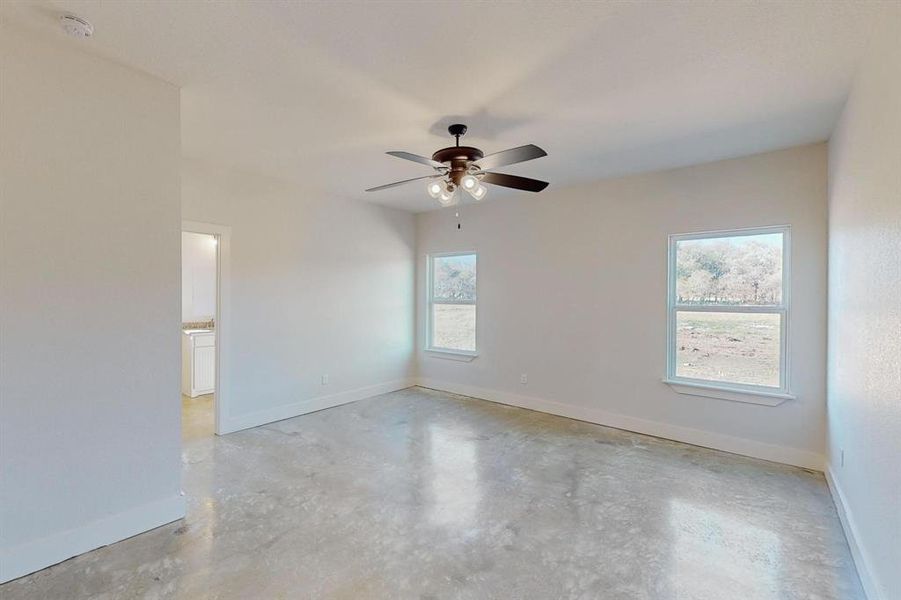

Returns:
432,304,475,352
433,254,476,301
676,311,780,387
676,233,782,305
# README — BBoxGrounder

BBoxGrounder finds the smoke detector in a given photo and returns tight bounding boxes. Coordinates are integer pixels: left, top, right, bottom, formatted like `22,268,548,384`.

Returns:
59,14,93,38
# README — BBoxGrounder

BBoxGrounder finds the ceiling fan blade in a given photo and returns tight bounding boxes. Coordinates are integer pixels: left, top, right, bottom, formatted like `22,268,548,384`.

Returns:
480,172,549,193
473,144,547,171
365,174,442,192
386,151,447,169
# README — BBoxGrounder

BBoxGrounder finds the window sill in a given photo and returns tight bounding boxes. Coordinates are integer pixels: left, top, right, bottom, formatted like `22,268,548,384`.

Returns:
662,378,795,406
425,349,478,362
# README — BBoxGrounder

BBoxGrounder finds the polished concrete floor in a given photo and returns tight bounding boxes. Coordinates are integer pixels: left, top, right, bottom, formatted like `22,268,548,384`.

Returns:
2,387,862,599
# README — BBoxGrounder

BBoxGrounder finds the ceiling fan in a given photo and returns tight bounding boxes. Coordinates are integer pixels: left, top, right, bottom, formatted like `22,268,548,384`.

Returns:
365,124,548,206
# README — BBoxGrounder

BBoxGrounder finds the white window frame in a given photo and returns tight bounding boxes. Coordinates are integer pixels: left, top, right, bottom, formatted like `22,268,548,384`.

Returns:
664,225,794,405
426,251,478,359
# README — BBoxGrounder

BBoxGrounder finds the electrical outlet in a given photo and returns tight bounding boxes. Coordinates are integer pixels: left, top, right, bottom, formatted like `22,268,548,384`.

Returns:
520,373,528,385
321,374,329,386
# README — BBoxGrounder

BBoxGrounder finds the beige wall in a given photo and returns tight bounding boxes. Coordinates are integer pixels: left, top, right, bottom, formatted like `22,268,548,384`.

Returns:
826,5,901,598
416,144,828,469
182,159,416,433
0,29,182,581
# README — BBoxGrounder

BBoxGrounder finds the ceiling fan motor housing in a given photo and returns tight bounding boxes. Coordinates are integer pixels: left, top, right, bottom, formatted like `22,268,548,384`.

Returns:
432,146,483,185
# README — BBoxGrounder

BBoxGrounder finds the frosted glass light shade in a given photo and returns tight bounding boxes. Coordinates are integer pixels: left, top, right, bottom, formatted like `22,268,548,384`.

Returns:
460,174,479,191
469,184,487,200
438,188,456,206
427,180,443,198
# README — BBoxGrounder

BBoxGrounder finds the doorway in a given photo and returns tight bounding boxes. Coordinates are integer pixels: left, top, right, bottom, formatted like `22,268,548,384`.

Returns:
181,221,230,439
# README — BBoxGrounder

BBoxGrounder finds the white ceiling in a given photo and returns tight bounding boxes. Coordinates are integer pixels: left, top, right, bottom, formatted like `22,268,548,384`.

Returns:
1,1,882,212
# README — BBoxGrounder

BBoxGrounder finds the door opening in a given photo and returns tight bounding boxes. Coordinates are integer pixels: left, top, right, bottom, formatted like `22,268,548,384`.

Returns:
181,221,230,439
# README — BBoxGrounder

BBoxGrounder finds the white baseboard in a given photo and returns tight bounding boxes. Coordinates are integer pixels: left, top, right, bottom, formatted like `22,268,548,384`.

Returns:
415,378,824,471
825,466,883,600
219,378,415,434
0,493,185,584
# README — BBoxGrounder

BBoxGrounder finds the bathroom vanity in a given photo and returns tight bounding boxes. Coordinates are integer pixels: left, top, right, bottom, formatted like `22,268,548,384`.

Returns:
181,329,215,397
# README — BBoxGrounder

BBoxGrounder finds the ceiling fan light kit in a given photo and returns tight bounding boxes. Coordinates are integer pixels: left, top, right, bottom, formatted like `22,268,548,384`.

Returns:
366,124,549,208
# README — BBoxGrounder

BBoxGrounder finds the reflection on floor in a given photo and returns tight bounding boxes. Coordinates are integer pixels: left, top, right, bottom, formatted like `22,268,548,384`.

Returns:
182,393,213,441
0,387,863,599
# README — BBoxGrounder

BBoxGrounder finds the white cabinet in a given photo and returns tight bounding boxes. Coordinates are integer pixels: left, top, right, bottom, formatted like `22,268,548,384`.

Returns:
181,330,215,397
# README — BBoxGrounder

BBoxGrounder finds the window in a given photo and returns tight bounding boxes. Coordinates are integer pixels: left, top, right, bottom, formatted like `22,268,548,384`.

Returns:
666,226,790,397
427,252,477,355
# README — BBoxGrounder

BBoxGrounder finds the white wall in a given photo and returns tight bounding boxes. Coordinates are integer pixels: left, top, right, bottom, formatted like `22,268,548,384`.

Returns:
182,159,416,433
826,6,901,599
182,231,217,322
416,144,828,469
0,29,183,582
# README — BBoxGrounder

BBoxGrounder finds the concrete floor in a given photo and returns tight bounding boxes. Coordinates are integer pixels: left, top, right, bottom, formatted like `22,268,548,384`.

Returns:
2,387,862,599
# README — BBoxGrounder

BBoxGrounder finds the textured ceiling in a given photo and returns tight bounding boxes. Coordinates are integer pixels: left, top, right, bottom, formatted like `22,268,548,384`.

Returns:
1,1,883,211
